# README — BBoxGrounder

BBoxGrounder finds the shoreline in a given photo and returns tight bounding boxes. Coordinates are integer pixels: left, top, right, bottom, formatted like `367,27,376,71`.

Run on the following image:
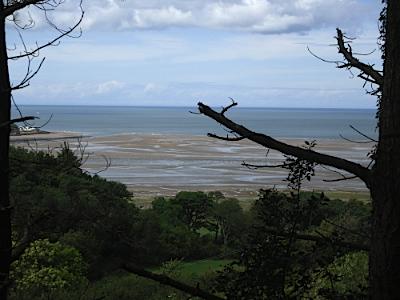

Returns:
10,131,88,143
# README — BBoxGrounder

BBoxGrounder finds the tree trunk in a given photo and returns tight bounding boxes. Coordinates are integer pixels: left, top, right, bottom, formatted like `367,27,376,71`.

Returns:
370,1,400,298
0,14,12,299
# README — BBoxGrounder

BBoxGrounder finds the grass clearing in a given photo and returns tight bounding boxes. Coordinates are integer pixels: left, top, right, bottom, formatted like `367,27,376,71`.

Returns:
178,259,233,277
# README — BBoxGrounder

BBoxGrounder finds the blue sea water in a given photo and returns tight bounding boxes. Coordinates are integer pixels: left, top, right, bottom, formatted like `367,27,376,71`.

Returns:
12,105,377,140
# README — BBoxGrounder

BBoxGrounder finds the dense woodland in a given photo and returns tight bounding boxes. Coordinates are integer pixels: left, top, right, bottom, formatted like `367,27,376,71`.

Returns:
7,145,370,299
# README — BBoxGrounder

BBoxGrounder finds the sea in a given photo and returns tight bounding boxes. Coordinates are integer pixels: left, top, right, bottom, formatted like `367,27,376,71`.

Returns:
12,105,378,140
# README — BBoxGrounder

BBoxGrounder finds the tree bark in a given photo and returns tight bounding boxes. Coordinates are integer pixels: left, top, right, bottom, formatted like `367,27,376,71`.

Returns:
0,13,12,300
370,1,400,298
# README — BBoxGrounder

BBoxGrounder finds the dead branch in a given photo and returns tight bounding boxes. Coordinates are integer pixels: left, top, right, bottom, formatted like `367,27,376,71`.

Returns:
336,28,383,86
11,57,45,90
241,161,292,169
339,134,375,144
221,98,237,115
349,125,378,142
323,175,358,183
307,46,342,65
198,102,371,186
8,10,84,60
0,116,36,128
319,165,359,183
122,263,225,300
207,133,245,141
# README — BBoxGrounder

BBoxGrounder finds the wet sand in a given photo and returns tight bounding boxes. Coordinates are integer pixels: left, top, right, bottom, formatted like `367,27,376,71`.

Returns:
11,132,372,198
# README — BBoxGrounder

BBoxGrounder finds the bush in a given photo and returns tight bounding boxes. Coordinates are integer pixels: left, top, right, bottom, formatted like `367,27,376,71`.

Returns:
11,239,87,299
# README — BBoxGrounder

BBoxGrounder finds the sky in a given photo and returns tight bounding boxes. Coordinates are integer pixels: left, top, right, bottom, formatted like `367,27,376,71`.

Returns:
7,0,383,108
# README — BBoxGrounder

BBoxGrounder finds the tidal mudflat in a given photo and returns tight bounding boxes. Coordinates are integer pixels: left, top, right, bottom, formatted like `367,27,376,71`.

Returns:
11,132,371,198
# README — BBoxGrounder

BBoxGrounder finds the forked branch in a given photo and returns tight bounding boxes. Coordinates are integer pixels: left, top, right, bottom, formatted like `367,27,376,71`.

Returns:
336,28,383,86
198,102,371,186
8,8,84,60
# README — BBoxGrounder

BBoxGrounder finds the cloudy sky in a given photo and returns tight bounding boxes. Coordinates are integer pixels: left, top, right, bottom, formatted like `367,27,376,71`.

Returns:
7,0,382,108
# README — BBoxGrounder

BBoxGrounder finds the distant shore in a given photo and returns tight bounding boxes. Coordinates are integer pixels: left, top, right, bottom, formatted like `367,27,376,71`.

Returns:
10,131,88,143
10,132,372,198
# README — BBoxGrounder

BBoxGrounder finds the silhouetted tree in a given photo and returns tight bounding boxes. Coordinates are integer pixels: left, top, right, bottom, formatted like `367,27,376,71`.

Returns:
0,1,83,298
198,1,399,298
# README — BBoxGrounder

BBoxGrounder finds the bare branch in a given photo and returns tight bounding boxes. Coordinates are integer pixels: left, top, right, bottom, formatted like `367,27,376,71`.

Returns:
323,175,358,183
221,98,237,115
11,57,45,90
0,116,37,128
339,134,375,144
307,46,341,65
358,73,378,84
122,263,225,300
336,28,383,86
349,125,378,142
318,165,358,182
352,48,377,56
198,102,371,186
241,161,292,169
207,133,245,141
8,11,84,60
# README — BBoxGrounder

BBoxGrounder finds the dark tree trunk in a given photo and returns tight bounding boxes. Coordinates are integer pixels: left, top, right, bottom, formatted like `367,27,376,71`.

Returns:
370,1,400,298
0,13,12,299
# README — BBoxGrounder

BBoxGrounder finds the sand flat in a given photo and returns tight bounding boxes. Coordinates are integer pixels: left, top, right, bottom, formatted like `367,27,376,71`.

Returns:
11,133,372,198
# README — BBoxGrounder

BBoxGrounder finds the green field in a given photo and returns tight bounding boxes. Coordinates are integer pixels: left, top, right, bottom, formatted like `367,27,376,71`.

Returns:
178,259,233,277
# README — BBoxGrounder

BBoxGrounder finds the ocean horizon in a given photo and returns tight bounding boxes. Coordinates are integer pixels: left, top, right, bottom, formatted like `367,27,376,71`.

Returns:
12,105,378,140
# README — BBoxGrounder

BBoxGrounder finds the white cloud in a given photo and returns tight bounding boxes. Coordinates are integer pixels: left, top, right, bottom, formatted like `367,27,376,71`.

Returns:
96,80,125,94
10,0,380,34
130,6,193,29
14,79,376,108
143,82,157,93
16,80,126,100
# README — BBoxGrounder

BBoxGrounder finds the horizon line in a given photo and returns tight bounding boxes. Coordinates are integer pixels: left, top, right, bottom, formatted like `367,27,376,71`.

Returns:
15,104,377,110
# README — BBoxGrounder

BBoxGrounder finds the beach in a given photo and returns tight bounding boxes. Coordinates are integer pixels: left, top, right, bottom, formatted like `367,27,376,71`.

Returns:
11,131,372,199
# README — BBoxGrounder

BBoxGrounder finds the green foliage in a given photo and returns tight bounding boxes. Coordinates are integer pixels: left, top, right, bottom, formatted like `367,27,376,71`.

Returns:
149,192,224,261
10,239,87,298
283,140,317,191
213,189,371,299
307,251,369,299
172,191,214,231
28,273,188,300
211,198,248,247
10,146,144,277
9,145,371,299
